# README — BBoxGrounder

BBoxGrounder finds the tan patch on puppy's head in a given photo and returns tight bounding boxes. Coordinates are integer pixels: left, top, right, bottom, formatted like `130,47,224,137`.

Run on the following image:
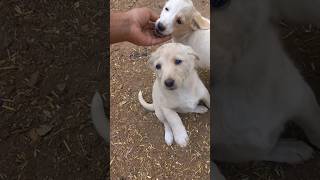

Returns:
172,7,210,38
149,43,199,90
191,10,210,30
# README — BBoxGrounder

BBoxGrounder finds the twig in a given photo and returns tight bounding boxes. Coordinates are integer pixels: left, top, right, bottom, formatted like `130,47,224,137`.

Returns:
2,105,16,112
0,66,18,70
1,98,14,102
78,134,86,154
63,139,72,153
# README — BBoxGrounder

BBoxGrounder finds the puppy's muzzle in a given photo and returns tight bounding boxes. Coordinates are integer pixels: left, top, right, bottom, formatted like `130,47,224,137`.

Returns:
164,78,176,90
155,22,166,37
157,22,166,32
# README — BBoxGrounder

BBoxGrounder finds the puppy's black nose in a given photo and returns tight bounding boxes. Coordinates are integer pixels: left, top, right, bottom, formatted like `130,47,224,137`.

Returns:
164,79,175,88
157,22,166,32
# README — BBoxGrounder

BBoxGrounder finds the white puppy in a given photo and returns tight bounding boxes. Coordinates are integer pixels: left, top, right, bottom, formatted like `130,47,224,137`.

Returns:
155,0,210,69
138,43,210,147
211,2,320,179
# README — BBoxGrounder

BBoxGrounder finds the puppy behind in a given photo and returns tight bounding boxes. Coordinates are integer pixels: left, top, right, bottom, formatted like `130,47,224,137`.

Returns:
138,43,210,147
91,92,109,142
155,0,210,68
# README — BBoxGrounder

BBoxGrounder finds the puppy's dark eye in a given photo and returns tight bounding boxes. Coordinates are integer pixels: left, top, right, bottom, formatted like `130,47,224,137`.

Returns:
176,18,182,24
165,7,169,11
175,59,182,65
156,64,161,69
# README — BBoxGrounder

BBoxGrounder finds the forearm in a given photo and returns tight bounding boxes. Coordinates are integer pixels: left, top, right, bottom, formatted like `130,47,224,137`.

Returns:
110,12,131,44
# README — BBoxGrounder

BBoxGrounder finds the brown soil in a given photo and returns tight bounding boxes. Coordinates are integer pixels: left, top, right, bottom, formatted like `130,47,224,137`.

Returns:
110,0,210,179
0,1,108,179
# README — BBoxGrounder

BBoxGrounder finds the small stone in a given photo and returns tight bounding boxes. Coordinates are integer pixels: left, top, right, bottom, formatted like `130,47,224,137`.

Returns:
57,83,66,92
74,2,80,8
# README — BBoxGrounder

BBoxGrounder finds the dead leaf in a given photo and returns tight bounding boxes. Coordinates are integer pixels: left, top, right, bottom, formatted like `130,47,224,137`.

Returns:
29,129,39,143
14,6,22,14
36,125,53,136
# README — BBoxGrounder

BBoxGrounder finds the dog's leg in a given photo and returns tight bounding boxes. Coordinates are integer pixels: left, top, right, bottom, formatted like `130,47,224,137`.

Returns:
163,122,174,145
212,162,226,180
155,108,174,145
283,76,320,148
261,139,314,163
202,89,210,108
162,108,189,147
192,89,210,114
299,112,320,148
294,97,320,148
91,92,109,142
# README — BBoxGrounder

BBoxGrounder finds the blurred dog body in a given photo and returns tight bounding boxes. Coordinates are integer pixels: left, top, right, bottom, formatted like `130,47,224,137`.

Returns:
213,0,320,164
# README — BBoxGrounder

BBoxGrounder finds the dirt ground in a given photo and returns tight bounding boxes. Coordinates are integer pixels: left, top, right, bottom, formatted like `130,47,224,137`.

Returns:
0,1,108,179
110,0,210,179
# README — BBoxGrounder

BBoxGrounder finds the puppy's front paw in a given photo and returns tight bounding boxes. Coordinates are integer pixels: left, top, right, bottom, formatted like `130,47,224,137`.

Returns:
283,142,314,163
194,105,208,114
174,130,189,147
164,130,173,146
265,140,314,163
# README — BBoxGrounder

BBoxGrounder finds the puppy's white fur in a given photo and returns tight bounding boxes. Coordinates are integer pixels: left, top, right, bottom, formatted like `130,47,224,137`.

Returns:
213,0,320,178
156,0,210,68
138,43,210,147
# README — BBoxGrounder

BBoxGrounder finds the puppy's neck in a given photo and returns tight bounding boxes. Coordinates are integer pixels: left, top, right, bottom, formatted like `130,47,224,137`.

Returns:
172,31,193,43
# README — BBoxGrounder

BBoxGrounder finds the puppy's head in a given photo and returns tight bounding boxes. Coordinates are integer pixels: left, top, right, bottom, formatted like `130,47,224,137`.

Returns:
149,43,199,90
155,0,210,37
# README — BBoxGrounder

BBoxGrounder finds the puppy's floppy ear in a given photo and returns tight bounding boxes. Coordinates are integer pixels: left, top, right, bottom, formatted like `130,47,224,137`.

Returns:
186,46,200,62
188,52,200,62
149,50,160,69
191,10,210,30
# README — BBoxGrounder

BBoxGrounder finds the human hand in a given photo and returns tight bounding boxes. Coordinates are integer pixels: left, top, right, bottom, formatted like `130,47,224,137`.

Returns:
125,8,171,46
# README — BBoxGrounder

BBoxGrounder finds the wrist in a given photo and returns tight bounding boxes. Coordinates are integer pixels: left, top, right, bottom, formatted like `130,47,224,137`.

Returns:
123,11,135,44
110,11,132,43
